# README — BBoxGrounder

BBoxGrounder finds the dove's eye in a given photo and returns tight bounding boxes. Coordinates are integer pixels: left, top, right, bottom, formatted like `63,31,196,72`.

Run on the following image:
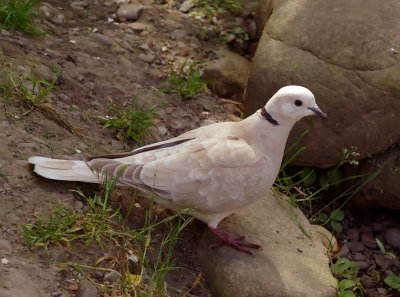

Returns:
295,100,303,106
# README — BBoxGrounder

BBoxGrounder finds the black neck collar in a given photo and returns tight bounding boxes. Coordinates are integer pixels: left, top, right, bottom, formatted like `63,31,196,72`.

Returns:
261,107,279,126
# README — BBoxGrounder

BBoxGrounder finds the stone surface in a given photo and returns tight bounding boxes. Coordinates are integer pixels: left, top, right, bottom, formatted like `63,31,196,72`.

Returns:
384,228,400,248
77,282,97,297
348,241,364,252
202,49,251,99
91,33,113,46
179,0,194,13
348,146,400,210
245,0,400,168
117,4,144,21
197,191,337,297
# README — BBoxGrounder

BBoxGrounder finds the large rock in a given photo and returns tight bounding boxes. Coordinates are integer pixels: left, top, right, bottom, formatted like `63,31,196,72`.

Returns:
244,0,400,168
197,191,337,297
202,49,251,100
347,146,400,210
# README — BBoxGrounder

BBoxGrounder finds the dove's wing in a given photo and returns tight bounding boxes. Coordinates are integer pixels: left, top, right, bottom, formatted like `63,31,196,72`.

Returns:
88,136,272,215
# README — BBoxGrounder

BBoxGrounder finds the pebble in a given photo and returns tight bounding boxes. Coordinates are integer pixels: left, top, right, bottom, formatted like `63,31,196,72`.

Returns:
356,261,370,270
156,125,169,137
91,33,113,46
0,239,12,254
53,14,65,25
126,22,147,32
376,287,388,295
103,270,121,282
70,1,88,10
348,241,364,252
352,252,367,261
361,232,377,248
372,222,382,232
117,4,144,21
375,254,392,270
77,282,97,297
347,229,360,241
384,227,400,248
179,0,194,13
138,53,155,63
1,29,11,37
224,34,236,44
360,274,374,288
338,243,350,257
171,29,187,40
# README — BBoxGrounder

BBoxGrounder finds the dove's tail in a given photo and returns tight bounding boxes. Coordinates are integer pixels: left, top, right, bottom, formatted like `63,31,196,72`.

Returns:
28,156,101,183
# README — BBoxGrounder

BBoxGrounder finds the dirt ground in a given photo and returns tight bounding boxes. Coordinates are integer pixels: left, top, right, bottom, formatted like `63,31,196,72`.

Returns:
0,0,257,296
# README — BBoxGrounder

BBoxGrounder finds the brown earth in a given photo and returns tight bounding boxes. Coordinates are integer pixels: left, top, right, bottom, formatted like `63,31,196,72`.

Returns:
0,0,256,296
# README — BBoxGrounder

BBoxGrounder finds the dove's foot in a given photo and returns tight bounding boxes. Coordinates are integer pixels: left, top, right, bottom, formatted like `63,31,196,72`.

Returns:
208,227,262,255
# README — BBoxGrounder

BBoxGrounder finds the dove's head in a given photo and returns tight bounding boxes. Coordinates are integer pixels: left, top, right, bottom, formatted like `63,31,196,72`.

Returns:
264,86,327,124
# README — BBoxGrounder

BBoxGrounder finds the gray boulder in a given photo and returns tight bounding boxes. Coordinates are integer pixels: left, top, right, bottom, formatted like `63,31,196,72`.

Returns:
197,191,337,297
347,146,400,210
245,0,400,168
202,49,251,99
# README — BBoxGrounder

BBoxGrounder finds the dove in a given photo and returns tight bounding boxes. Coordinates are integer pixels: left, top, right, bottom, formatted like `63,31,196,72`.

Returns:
29,85,327,254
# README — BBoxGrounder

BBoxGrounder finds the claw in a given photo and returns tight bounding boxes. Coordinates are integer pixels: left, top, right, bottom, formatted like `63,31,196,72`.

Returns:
208,227,262,255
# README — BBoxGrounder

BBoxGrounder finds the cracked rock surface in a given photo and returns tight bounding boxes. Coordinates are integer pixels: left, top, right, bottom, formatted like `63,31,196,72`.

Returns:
245,0,400,168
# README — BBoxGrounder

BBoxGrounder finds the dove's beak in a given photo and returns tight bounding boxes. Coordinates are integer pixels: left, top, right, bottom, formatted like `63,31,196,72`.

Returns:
309,107,328,119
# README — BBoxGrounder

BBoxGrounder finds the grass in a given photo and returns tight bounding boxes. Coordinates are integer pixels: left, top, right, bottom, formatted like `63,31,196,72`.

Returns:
88,100,166,143
0,64,79,133
22,177,196,296
0,0,44,35
191,0,243,14
160,59,205,99
273,131,387,296
330,257,364,297
0,167,8,178
273,130,380,234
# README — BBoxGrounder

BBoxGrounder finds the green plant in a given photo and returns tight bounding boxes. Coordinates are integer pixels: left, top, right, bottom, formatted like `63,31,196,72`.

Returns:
384,274,400,291
1,64,77,133
89,101,165,143
192,0,243,14
330,257,364,297
328,208,345,233
0,167,8,178
376,238,396,259
2,64,57,106
0,0,44,35
161,59,205,98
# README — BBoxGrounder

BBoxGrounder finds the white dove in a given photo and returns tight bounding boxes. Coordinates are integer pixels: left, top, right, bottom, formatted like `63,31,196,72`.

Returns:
29,85,327,254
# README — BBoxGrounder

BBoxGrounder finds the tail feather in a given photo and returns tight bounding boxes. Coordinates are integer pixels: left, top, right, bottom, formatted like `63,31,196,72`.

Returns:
28,156,101,183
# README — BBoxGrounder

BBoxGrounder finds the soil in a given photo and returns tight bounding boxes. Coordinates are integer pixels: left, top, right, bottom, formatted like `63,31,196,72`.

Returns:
0,0,256,296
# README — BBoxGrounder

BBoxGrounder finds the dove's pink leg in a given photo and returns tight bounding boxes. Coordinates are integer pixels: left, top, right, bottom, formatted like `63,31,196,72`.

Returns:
208,227,262,255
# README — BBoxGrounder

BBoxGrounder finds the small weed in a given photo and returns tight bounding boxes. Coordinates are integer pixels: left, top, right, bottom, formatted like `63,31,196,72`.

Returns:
376,238,396,259
221,25,249,44
192,0,243,15
1,64,76,132
2,64,57,106
42,131,56,139
44,142,55,152
160,59,205,99
274,132,380,234
51,65,62,80
0,167,8,178
330,257,364,297
0,0,44,35
384,274,400,292
89,100,165,143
